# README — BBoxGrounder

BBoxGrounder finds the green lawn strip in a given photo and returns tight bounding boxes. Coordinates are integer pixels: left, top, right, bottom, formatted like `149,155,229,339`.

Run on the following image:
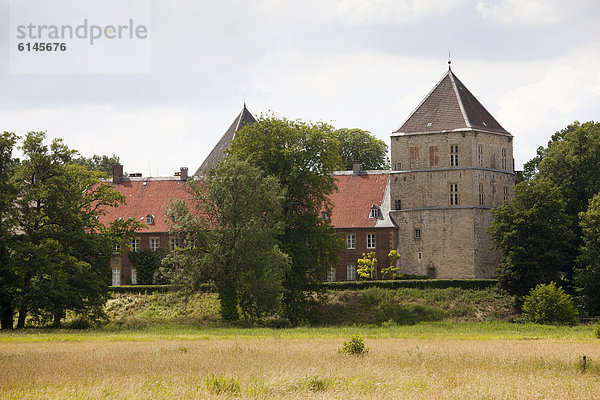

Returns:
0,322,594,343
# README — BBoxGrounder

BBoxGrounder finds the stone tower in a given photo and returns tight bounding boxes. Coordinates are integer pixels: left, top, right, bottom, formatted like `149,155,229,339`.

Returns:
389,68,515,278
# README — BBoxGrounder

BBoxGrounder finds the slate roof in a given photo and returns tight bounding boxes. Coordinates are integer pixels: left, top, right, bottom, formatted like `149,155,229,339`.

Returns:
97,178,194,233
394,69,510,135
194,105,256,176
329,172,393,229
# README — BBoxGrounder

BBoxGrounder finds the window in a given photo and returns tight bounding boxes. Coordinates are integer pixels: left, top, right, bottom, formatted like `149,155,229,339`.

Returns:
409,147,420,169
418,252,422,261
477,144,484,166
320,211,329,221
113,243,120,254
346,234,356,250
131,237,140,252
111,268,121,286
131,268,137,285
394,199,402,210
327,266,336,282
367,234,376,249
145,214,155,225
369,206,379,219
429,146,439,167
449,184,459,206
150,237,160,251
479,183,485,206
450,145,459,167
169,237,179,251
395,161,402,171
346,264,356,280
414,229,421,240
501,148,507,170
503,187,509,202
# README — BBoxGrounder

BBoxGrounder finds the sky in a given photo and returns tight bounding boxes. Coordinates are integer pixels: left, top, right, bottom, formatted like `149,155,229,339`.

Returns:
1,0,599,176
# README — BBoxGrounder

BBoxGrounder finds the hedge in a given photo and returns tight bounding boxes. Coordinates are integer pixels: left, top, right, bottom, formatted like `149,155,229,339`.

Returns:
317,279,498,291
109,283,218,294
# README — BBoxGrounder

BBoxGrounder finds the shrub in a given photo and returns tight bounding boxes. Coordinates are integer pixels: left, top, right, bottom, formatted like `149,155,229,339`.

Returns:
594,324,600,339
521,282,578,325
319,279,497,291
339,336,369,356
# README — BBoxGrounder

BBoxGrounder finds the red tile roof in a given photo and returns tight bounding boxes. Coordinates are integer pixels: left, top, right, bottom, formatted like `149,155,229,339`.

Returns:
97,179,194,233
329,173,389,228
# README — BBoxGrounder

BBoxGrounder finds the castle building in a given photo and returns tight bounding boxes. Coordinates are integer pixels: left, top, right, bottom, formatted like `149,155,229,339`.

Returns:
389,67,515,278
101,66,515,284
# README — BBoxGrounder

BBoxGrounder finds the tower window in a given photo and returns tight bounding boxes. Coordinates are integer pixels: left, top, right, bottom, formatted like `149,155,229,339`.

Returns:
394,199,402,210
501,148,507,170
449,184,459,206
415,229,421,240
450,145,459,167
479,183,485,206
477,144,484,167
503,187,509,202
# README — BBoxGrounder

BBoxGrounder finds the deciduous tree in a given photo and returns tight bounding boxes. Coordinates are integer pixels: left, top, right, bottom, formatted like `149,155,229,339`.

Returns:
334,128,389,170
228,115,343,323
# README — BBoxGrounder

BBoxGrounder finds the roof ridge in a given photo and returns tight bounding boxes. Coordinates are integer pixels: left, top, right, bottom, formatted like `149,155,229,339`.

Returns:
449,71,472,129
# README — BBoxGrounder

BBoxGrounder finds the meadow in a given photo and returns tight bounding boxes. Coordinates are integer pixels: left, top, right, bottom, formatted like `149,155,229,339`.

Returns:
1,323,599,399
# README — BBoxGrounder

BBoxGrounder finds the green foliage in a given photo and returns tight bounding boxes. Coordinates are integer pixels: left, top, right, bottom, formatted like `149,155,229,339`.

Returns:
334,128,390,170
521,282,578,325
357,252,378,279
576,192,600,316
163,157,290,322
381,250,402,279
3,132,140,328
205,375,240,394
128,249,167,285
339,336,369,356
318,279,497,291
490,179,575,298
72,154,120,176
228,114,344,324
594,324,600,339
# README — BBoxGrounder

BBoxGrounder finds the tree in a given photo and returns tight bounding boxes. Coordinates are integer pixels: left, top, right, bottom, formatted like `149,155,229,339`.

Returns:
575,192,600,316
489,179,575,298
163,157,290,322
0,132,19,329
128,249,167,285
357,252,378,279
10,132,138,327
334,128,389,170
228,115,343,323
381,250,402,279
73,154,121,176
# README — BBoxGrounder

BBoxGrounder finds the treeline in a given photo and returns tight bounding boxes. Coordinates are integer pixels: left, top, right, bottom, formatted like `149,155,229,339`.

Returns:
490,121,600,316
0,131,136,329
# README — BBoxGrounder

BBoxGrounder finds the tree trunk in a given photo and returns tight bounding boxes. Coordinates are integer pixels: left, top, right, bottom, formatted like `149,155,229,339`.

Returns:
0,301,13,330
16,308,27,329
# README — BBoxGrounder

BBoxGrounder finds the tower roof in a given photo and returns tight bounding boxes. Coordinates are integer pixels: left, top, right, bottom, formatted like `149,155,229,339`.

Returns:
394,70,510,135
195,104,256,176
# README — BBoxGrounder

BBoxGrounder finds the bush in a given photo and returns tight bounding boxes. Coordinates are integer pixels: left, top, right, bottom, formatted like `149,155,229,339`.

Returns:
594,324,600,339
205,375,240,394
339,336,369,356
521,282,578,325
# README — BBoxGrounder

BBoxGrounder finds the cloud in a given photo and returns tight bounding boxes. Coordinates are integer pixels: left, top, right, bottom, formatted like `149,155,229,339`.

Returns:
335,0,465,26
475,0,563,25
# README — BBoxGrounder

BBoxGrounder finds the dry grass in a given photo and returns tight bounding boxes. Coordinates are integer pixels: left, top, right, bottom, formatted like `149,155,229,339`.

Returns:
1,335,599,399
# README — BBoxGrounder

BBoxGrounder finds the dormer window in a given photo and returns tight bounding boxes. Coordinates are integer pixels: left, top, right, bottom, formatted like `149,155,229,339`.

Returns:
145,214,155,225
369,206,380,219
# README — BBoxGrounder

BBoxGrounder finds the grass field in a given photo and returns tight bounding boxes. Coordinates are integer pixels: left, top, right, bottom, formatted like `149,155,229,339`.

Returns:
1,323,599,399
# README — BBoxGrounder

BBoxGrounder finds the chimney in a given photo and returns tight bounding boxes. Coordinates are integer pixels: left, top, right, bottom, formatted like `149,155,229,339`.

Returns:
180,167,188,181
112,164,123,184
352,160,361,175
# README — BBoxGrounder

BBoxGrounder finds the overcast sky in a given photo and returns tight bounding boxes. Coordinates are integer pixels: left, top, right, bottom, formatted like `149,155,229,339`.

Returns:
1,0,599,175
